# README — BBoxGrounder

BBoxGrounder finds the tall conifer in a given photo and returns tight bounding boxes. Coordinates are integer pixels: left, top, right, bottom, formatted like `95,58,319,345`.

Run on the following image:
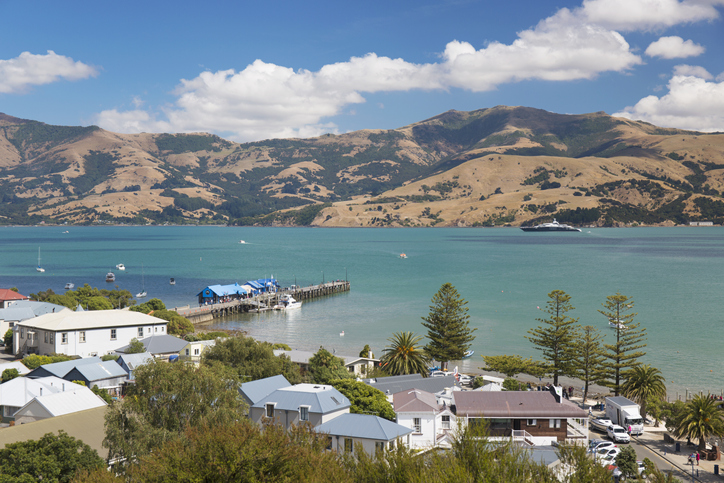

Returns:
526,290,580,386
598,293,646,396
421,283,476,371
575,325,606,404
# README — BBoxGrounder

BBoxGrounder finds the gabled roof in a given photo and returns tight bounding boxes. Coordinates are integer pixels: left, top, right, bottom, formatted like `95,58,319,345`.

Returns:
364,374,460,396
0,307,36,323
116,334,187,355
26,357,102,379
8,300,69,317
197,283,247,297
252,383,350,414
239,375,291,406
16,386,106,417
314,413,413,441
116,352,154,371
65,361,128,382
274,350,378,367
393,389,441,413
17,309,167,331
0,360,30,376
452,391,588,418
0,376,84,407
0,289,29,301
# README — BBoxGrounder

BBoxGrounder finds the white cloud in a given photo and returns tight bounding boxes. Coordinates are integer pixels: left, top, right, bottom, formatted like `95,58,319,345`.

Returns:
0,51,97,94
673,64,713,79
613,74,724,131
579,0,723,31
645,36,706,58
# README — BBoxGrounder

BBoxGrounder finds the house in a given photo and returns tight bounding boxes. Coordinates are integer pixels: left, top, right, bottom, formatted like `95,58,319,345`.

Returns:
63,360,128,396
314,413,413,455
114,334,187,360
26,357,102,379
0,288,29,309
393,388,456,449
179,339,217,364
274,349,379,376
197,283,249,305
13,386,107,424
0,376,85,423
0,300,66,337
13,309,168,357
452,387,589,446
250,383,350,430
239,374,291,408
363,373,461,400
116,352,154,381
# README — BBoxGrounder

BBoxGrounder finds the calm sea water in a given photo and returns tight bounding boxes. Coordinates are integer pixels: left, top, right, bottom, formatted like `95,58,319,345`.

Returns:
1,225,722,396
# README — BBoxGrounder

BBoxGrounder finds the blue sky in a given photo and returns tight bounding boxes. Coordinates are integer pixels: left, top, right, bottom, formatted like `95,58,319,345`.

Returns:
1,0,723,142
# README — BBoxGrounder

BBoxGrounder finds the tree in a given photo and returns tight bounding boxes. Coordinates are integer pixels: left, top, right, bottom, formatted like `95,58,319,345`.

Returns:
615,446,639,479
329,379,396,421
421,283,476,371
380,331,429,377
481,354,545,378
621,364,666,421
308,347,352,384
359,344,373,358
3,328,12,348
673,394,724,452
527,290,580,385
1,368,19,382
202,334,302,384
126,337,146,354
598,293,646,395
103,360,247,468
574,325,606,405
0,431,104,482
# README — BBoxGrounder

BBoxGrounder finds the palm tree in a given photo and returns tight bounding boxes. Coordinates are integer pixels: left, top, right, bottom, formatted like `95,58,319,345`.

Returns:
380,331,429,377
673,394,724,452
621,364,666,421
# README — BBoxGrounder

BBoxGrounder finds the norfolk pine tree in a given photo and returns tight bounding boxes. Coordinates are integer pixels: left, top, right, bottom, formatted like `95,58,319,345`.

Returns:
421,283,476,371
527,290,580,386
575,325,606,405
599,293,646,396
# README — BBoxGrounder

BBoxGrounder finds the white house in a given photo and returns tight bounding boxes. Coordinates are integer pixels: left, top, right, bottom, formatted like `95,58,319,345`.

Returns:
249,383,350,430
314,413,413,455
13,386,107,424
14,309,168,357
179,339,217,364
273,349,378,376
0,376,85,423
393,389,456,449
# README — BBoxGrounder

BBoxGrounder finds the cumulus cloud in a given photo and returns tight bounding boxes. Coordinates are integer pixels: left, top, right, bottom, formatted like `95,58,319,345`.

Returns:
645,36,706,58
579,0,723,31
0,51,97,94
673,64,713,79
613,74,724,132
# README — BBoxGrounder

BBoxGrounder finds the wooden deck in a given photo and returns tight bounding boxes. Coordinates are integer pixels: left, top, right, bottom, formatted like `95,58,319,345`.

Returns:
172,281,350,324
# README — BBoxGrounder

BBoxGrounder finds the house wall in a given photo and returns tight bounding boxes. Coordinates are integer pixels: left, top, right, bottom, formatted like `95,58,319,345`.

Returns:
13,401,53,424
249,406,350,429
466,417,569,442
328,435,409,455
397,412,437,449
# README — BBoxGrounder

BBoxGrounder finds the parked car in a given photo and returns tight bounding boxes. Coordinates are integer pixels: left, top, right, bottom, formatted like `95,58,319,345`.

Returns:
607,424,631,443
596,447,621,467
612,461,646,478
430,371,453,378
457,374,473,385
588,440,616,453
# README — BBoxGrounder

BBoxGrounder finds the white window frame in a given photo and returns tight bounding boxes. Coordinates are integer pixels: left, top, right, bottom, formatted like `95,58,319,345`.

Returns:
413,417,422,433
441,415,451,430
527,419,537,426
79,331,86,343
138,327,143,337
299,405,310,422
549,419,561,429
194,348,200,355
110,329,117,340
265,403,276,418
61,332,68,344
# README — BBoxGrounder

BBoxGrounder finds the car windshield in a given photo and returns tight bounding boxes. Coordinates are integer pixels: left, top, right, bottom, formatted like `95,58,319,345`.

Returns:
614,428,626,433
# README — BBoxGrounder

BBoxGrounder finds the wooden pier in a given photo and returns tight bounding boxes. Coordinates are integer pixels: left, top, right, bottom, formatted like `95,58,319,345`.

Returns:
172,281,350,324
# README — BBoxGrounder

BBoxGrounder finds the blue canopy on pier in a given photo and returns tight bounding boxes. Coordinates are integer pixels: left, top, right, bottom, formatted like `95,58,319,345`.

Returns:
197,283,248,298
245,281,264,290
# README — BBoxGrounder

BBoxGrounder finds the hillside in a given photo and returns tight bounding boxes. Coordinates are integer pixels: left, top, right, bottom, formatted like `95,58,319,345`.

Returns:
1,106,724,227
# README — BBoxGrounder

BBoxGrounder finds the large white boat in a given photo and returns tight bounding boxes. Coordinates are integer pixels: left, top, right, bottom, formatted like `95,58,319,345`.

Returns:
116,263,126,270
274,294,302,310
521,219,581,232
106,272,116,282
65,282,75,290
36,248,45,272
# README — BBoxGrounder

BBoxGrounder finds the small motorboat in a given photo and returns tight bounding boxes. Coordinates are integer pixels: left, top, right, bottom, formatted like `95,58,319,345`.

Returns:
340,331,345,337
136,290,147,298
462,350,474,359
116,263,126,271
170,278,176,285
609,318,627,330
106,272,116,282
65,282,75,290
239,240,246,244
399,253,407,259
590,418,613,432
273,294,302,310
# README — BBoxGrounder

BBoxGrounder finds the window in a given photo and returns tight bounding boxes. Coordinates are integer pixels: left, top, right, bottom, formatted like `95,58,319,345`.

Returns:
20,328,24,339
441,415,451,430
527,419,537,426
110,329,117,340
375,441,385,453
49,333,53,344
79,331,86,343
148,328,151,333
8,322,12,328
413,418,422,433
194,348,200,355
344,438,353,453
185,349,190,355
61,332,68,344
155,327,157,333
549,419,561,429
44,332,48,343
326,437,333,450
300,406,309,421
161,327,165,332
266,403,275,418
138,327,143,337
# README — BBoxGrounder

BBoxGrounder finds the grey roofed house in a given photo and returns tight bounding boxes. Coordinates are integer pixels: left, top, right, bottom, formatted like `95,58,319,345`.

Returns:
63,360,128,388
315,413,413,441
7,300,70,317
26,357,102,379
252,383,351,414
13,386,107,424
239,374,291,407
0,376,85,423
273,349,378,376
115,334,187,357
363,373,461,397
116,352,154,380
452,390,588,419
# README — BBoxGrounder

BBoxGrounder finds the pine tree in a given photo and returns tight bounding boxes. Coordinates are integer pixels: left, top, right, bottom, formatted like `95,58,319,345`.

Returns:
574,325,606,404
598,293,646,396
526,290,580,386
421,283,476,371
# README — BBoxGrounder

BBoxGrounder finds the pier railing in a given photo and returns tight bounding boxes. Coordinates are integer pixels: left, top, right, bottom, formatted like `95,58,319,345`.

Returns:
172,280,350,324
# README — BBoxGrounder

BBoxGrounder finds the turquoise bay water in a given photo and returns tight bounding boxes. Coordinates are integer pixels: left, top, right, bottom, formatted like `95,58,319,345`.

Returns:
1,226,722,396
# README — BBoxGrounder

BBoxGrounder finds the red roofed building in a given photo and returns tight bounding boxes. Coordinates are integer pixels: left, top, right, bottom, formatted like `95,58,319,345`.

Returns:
0,289,29,308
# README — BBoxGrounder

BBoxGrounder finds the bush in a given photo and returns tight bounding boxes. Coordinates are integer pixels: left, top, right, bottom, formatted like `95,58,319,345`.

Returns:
22,354,73,370
1,368,19,382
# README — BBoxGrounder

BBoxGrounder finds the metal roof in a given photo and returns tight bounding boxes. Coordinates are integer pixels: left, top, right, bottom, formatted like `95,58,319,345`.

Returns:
16,386,106,417
393,389,441,413
116,334,187,354
8,300,69,317
274,350,378,366
66,361,128,382
239,375,291,406
116,352,154,371
197,283,248,297
606,396,637,406
0,376,84,407
0,307,36,323
252,384,350,414
364,374,460,396
0,360,30,375
17,309,167,331
452,391,588,418
26,357,102,379
314,413,413,441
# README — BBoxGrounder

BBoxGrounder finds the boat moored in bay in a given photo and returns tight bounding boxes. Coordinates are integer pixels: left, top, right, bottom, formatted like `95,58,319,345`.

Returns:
521,219,581,232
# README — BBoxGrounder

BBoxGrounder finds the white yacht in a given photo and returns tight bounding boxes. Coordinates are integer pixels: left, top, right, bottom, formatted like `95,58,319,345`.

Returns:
36,248,45,272
116,263,126,270
521,219,581,232
274,294,302,310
